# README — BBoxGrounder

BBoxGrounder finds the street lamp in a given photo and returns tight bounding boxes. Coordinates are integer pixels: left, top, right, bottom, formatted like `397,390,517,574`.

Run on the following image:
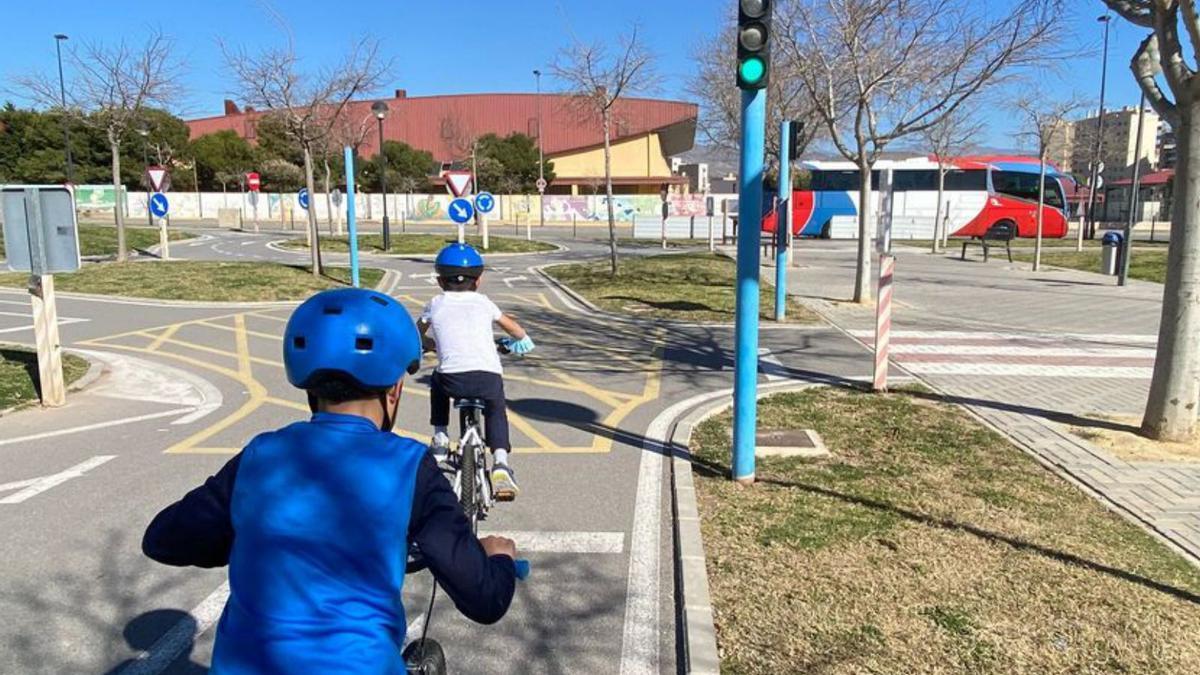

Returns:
53,34,73,184
1085,14,1112,240
138,123,152,227
372,100,391,250
534,69,545,228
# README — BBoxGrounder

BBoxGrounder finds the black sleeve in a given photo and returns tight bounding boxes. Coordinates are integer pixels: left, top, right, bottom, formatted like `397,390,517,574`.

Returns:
408,452,516,624
142,453,242,568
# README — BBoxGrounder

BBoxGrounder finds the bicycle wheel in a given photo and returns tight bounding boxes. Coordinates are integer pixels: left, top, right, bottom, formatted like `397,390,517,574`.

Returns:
459,437,478,526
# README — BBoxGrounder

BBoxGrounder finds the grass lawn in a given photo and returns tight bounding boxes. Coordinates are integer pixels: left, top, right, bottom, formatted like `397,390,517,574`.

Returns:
0,262,384,302
545,252,817,323
1011,249,1167,283
278,233,556,255
0,225,195,259
691,387,1200,674
615,238,704,249
0,348,90,410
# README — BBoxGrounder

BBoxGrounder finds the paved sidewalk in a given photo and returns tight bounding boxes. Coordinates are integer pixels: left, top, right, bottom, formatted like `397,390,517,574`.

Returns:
758,241,1200,565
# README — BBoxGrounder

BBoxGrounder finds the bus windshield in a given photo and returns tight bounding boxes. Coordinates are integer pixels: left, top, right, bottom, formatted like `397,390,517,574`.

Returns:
992,170,1065,209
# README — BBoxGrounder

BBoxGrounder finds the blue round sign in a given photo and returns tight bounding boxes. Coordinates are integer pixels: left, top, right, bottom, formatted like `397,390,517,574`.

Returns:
149,192,170,218
448,198,474,224
297,187,310,210
474,191,496,214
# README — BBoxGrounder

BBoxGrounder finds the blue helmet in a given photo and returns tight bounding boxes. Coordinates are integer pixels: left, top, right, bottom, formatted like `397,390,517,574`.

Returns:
283,288,421,391
434,242,485,280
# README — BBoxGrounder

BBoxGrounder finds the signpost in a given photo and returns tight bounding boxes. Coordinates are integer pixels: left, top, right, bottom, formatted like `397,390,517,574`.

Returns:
449,197,474,244
344,147,361,288
475,191,495,250
149,192,171,259
873,169,896,392
2,186,81,407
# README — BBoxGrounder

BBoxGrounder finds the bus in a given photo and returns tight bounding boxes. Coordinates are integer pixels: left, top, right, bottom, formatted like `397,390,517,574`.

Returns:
764,155,1073,240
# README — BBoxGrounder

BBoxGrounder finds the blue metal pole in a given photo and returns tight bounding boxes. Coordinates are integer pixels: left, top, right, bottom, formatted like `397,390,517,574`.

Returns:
344,146,360,288
732,88,766,483
775,120,790,321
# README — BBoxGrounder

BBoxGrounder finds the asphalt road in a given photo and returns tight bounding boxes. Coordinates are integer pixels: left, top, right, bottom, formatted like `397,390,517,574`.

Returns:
0,228,874,674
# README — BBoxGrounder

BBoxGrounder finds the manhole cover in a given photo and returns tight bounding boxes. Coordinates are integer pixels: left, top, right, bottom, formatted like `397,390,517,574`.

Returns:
757,429,818,448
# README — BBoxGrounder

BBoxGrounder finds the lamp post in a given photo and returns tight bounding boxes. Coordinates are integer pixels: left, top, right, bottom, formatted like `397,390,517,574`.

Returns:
372,100,390,250
534,68,545,228
53,34,73,184
1085,14,1112,241
137,124,152,227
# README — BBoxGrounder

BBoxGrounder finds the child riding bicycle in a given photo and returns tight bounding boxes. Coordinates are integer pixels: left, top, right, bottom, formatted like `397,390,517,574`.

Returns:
141,288,519,673
419,242,534,501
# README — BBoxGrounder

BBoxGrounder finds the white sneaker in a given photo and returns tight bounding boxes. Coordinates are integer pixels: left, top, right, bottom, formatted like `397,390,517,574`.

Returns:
431,431,450,457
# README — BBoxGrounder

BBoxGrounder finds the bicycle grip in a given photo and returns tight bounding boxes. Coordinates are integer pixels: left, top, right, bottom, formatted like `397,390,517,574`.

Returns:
514,558,531,580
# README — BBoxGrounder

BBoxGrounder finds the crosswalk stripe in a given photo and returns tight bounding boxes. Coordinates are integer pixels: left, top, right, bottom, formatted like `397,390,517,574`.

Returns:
900,363,1153,378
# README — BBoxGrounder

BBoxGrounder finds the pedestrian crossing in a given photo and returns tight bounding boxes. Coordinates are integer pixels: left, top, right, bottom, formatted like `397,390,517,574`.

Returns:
848,330,1157,379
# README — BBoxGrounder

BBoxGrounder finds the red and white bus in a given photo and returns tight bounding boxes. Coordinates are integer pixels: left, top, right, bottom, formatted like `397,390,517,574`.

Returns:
764,155,1073,240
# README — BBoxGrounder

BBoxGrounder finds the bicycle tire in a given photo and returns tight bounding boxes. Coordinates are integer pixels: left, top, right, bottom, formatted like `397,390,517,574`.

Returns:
459,438,478,526
402,638,447,675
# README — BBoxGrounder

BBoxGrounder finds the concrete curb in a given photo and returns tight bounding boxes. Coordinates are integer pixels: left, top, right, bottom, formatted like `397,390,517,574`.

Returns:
668,380,826,674
0,345,105,418
264,238,568,259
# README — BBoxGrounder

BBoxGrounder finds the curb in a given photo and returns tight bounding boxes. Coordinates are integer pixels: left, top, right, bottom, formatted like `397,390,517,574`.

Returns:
0,345,105,418
265,238,567,259
667,380,824,674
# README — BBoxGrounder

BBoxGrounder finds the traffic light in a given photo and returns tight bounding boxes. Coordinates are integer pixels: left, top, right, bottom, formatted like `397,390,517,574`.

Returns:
788,121,804,161
737,0,772,90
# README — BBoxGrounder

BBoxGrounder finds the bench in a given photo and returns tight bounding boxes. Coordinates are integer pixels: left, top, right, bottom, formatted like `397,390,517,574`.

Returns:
959,222,1016,263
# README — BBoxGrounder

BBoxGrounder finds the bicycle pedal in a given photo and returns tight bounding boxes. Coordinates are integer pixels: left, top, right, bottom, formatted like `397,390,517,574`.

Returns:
493,489,517,502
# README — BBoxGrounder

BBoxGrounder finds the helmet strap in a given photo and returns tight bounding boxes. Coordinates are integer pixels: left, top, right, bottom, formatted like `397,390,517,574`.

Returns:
307,391,319,414
378,391,396,433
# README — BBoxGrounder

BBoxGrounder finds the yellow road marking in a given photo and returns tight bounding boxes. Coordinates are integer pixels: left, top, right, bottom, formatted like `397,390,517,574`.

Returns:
198,319,281,341
145,324,181,351
77,311,243,345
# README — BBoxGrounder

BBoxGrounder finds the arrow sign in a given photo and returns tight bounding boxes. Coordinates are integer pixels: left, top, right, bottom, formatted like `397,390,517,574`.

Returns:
149,192,170,219
445,171,473,198
448,198,474,224
475,191,496,214
146,166,169,192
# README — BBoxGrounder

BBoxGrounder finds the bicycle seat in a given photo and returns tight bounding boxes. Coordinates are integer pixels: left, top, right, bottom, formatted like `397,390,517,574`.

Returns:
454,398,486,410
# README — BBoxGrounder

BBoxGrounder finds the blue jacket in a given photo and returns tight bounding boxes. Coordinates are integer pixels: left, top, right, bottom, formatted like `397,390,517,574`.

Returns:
143,412,516,674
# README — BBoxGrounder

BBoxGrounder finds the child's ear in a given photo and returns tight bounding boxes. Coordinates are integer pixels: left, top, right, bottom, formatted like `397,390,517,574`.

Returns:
390,380,404,404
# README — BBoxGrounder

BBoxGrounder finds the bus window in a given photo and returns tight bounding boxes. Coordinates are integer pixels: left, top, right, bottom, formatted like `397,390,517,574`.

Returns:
810,169,881,191
943,169,987,191
892,170,937,191
993,170,1065,207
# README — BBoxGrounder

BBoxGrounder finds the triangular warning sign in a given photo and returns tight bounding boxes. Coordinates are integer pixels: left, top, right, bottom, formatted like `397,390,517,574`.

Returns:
445,172,473,198
147,167,168,192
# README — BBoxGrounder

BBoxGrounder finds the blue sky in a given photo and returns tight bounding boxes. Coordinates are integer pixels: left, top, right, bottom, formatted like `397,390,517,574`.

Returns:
0,1,1161,148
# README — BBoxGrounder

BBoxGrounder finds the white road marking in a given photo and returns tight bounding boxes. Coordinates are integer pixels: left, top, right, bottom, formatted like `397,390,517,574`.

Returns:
902,363,1153,378
884,344,1155,357
0,455,116,504
115,581,230,675
501,275,528,288
0,477,41,492
0,317,88,334
620,389,730,675
757,347,788,381
0,407,195,448
535,270,582,313
848,329,1158,344
74,349,224,424
481,530,624,553
240,240,256,246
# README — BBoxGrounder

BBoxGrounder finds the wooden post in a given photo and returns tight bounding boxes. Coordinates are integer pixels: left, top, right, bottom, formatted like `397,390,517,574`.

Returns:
29,276,65,407
158,217,170,260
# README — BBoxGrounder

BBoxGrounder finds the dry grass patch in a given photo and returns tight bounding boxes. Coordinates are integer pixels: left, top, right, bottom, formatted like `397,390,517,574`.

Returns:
1072,417,1200,463
691,387,1200,674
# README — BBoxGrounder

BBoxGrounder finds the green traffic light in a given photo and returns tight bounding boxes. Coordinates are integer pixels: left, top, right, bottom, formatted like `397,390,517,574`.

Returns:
739,57,765,84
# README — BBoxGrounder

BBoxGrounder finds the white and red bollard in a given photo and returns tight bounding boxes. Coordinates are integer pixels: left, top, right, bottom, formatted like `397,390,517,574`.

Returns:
873,253,895,392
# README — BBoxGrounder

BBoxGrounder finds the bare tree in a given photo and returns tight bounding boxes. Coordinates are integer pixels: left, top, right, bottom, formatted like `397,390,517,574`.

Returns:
322,108,375,235
687,24,820,163
223,37,388,275
920,107,983,253
1103,1,1199,441
1015,96,1082,271
780,0,1062,303
18,31,182,262
552,26,656,275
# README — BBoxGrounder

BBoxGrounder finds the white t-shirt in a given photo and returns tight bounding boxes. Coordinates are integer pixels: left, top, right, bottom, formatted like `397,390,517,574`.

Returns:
421,292,504,374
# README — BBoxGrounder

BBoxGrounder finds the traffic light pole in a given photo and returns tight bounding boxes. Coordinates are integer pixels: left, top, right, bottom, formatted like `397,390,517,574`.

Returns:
774,120,790,321
732,87,766,484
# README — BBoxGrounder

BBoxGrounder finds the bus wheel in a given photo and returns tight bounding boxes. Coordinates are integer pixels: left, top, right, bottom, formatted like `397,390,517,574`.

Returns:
987,221,1016,238
820,221,832,239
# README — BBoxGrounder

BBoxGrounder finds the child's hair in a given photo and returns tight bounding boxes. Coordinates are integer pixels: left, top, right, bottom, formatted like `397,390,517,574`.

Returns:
438,275,479,292
307,371,382,403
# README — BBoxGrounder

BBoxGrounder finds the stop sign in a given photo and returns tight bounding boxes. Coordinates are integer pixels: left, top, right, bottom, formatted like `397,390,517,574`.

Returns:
246,172,261,192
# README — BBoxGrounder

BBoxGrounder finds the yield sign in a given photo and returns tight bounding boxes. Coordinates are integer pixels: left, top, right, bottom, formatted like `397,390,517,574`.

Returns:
444,171,473,198
146,165,169,192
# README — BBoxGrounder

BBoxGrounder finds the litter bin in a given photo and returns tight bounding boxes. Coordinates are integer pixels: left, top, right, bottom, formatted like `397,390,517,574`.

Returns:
1101,231,1123,275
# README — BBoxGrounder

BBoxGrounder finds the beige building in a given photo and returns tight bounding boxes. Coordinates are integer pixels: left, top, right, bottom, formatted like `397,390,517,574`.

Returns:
1046,105,1159,180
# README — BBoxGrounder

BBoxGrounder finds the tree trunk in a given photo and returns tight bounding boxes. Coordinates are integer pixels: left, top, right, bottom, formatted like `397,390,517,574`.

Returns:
303,145,322,276
109,134,127,263
1143,106,1200,441
932,163,946,254
853,159,874,303
1034,153,1047,271
602,109,618,276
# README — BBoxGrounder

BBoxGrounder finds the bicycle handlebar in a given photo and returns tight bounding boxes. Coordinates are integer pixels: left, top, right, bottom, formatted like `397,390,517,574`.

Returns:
514,558,530,580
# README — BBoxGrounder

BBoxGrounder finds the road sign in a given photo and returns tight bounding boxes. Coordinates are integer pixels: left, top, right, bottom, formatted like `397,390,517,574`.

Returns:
298,187,310,210
474,191,496,214
248,191,259,207
145,166,171,193
445,171,473,197
535,177,548,193
1,186,81,274
246,172,261,192
448,198,474,224
149,192,170,219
